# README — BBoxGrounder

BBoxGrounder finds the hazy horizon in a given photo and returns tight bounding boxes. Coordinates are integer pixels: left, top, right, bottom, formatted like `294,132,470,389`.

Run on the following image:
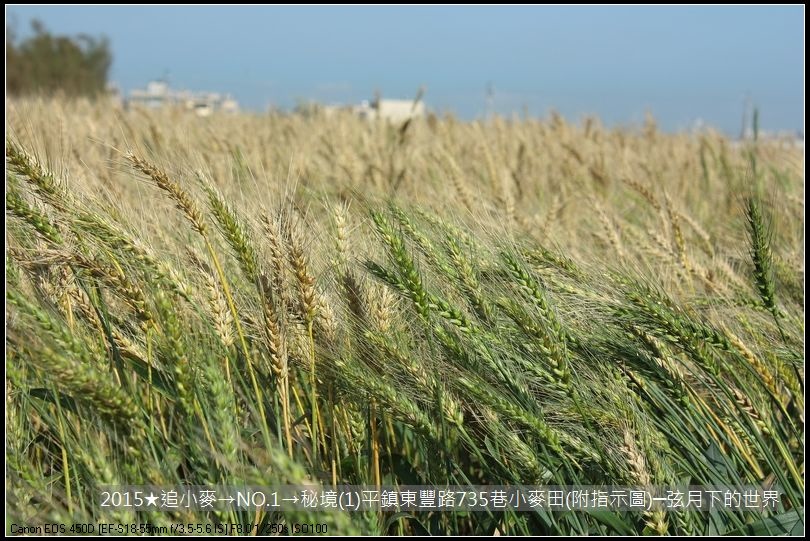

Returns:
6,5,805,135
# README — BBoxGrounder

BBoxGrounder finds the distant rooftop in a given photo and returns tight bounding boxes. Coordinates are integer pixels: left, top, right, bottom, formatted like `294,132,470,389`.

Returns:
127,80,239,116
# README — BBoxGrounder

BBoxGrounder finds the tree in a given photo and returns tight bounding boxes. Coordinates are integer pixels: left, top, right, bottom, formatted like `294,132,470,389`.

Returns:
6,19,112,97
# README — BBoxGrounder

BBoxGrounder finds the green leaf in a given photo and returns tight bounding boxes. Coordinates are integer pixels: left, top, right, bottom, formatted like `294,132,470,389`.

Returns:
726,509,803,536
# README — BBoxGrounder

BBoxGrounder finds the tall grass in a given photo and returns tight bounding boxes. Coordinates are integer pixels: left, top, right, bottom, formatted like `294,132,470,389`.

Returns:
6,98,804,535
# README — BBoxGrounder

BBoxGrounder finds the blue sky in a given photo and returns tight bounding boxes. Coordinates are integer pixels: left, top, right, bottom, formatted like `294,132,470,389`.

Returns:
6,6,805,134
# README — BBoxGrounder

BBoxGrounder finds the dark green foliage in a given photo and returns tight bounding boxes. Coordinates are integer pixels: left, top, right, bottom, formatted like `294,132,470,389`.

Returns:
6,19,112,97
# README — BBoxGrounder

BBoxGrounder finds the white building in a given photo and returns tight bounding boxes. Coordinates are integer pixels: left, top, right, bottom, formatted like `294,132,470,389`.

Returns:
293,96,427,122
353,98,426,122
127,80,239,116
377,98,425,122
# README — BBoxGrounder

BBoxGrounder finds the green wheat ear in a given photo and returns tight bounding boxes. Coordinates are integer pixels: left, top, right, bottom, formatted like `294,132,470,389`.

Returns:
744,197,780,323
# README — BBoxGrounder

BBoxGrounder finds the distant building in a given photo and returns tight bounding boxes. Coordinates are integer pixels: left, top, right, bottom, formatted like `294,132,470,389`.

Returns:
354,98,425,122
126,80,239,116
377,98,426,122
293,95,427,122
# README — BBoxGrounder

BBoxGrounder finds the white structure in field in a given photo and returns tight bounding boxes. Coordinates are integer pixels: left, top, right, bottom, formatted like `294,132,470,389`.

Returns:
354,98,425,122
293,95,427,122
127,80,239,116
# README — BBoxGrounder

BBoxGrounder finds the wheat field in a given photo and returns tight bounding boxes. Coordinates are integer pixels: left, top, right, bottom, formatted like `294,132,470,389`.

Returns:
6,98,804,535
